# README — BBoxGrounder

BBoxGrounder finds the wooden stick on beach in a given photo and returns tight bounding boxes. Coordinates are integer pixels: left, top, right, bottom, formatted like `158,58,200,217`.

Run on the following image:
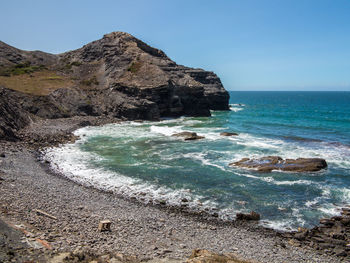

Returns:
35,209,57,220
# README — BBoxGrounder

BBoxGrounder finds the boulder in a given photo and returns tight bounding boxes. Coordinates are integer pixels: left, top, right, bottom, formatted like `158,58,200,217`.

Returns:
220,132,238,136
236,211,260,221
230,156,327,172
172,132,204,141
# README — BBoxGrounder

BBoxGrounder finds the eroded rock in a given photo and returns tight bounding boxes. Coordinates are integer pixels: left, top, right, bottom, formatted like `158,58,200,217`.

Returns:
287,207,350,258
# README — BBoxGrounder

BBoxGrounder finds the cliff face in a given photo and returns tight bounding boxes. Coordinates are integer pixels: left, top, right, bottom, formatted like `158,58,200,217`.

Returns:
0,32,230,140
0,87,31,141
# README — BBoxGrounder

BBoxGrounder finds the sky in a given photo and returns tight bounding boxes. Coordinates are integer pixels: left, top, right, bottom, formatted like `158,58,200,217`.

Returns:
1,0,350,91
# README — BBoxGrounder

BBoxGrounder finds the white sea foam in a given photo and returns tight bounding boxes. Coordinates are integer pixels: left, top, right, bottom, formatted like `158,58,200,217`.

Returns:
235,172,315,187
43,141,219,213
230,107,243,112
150,125,183,137
182,152,228,172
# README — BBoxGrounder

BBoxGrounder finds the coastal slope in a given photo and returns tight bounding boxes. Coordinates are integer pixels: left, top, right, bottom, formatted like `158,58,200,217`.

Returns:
0,32,229,140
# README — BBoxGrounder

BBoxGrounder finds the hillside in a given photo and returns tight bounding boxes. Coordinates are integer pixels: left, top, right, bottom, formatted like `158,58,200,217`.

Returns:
0,32,230,140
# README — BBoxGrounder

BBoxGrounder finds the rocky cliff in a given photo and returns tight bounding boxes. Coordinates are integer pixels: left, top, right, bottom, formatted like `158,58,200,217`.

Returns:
0,32,230,140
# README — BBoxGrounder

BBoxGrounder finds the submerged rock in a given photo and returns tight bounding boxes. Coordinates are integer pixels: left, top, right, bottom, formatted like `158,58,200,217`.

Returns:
220,132,238,136
230,156,327,172
172,132,205,141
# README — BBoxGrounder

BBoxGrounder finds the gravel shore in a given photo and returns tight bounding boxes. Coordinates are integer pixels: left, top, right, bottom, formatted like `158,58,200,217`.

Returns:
0,117,345,262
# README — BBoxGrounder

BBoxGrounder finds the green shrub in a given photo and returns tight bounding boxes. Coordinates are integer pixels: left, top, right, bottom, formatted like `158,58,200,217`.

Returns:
70,61,82,67
0,62,46,76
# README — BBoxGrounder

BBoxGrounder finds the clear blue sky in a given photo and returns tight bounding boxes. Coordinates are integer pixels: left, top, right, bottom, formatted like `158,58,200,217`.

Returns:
1,0,350,91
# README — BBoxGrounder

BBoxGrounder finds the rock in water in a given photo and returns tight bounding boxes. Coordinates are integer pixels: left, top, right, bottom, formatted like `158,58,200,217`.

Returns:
230,156,327,172
220,132,238,136
172,132,205,141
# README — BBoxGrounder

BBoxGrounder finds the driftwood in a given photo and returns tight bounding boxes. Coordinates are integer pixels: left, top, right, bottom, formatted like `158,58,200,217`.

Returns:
98,220,112,231
35,209,57,220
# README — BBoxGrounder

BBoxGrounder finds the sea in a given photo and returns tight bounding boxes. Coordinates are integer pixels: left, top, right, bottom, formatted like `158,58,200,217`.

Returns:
44,91,350,231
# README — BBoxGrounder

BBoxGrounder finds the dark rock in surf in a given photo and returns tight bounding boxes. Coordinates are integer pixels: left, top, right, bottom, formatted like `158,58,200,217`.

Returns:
172,132,205,141
287,207,350,257
230,156,327,172
236,211,260,221
220,132,238,136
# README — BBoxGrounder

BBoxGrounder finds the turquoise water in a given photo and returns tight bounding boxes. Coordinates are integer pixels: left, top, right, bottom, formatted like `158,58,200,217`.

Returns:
45,91,350,231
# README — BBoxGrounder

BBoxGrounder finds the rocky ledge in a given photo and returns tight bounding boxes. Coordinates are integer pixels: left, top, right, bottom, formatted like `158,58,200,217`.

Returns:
285,207,350,258
230,156,327,172
0,32,230,141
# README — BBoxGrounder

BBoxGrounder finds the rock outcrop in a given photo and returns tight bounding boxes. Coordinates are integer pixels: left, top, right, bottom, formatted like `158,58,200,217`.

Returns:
0,87,31,141
230,156,327,172
0,32,230,140
285,207,350,258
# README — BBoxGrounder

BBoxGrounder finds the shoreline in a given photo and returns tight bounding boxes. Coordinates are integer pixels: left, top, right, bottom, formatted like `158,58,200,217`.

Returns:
0,116,345,262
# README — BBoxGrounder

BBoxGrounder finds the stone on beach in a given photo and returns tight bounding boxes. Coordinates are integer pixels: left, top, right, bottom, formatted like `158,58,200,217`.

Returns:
230,156,327,172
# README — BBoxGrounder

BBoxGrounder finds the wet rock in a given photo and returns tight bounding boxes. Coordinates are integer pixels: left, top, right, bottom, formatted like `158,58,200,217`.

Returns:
320,218,335,226
230,156,327,172
236,211,260,221
290,209,350,258
220,132,238,136
172,132,204,141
